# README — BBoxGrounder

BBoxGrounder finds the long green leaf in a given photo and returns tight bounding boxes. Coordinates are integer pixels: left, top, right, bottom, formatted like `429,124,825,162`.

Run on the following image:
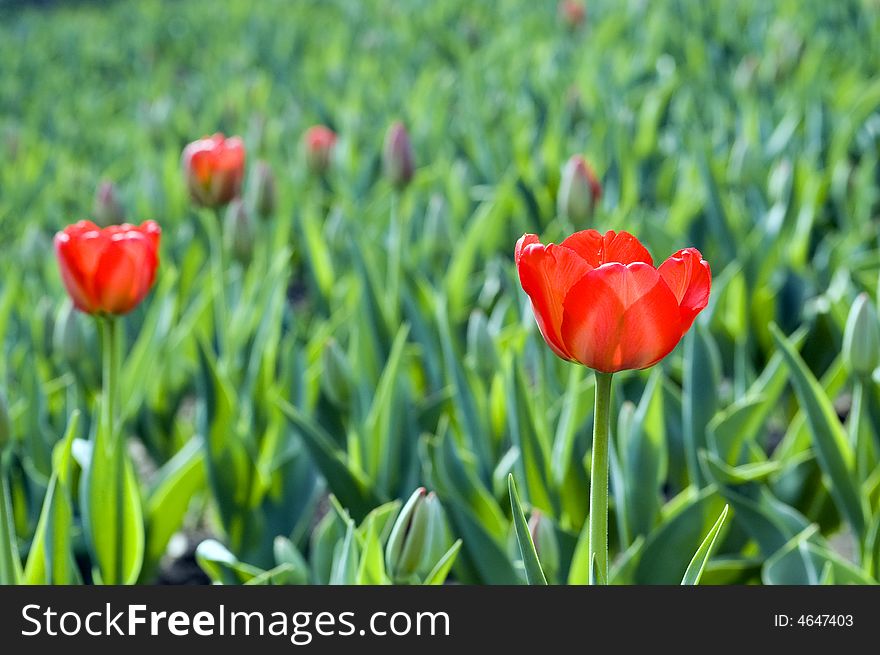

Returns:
770,324,866,537
508,474,547,585
681,504,729,585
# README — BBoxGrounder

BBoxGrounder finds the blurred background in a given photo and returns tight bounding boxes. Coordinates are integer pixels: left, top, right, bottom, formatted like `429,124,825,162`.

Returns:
1,0,879,585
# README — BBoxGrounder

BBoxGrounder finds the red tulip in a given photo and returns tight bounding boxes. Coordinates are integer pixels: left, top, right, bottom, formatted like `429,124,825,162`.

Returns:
54,220,161,316
304,125,337,175
559,0,586,29
181,133,245,208
516,229,710,373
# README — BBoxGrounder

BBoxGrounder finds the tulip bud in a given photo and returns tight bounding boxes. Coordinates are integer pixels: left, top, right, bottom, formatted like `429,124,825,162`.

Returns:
304,125,337,176
53,300,87,366
92,180,125,227
843,293,880,377
528,511,560,584
321,338,354,409
386,487,433,583
559,0,586,30
252,160,277,219
0,390,11,451
223,198,254,265
557,155,601,223
418,492,450,576
383,121,415,190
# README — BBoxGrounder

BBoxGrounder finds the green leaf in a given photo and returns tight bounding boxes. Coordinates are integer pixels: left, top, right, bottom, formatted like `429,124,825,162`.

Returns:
82,410,144,585
272,537,310,585
770,324,866,537
620,370,667,539
505,354,554,515
682,325,720,487
196,342,255,552
0,457,21,585
635,486,726,584
423,539,462,585
196,539,264,585
681,504,729,585
142,437,206,579
508,474,547,585
277,398,381,521
23,412,81,584
329,519,359,585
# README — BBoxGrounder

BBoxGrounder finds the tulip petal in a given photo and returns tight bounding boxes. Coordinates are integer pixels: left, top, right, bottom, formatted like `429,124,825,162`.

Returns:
658,248,711,333
560,262,682,372
517,240,593,360
561,229,653,267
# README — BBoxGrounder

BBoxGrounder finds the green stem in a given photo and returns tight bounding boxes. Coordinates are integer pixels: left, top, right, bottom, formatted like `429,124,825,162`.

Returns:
101,317,120,448
589,371,613,585
100,316,124,584
201,208,228,353
387,192,402,327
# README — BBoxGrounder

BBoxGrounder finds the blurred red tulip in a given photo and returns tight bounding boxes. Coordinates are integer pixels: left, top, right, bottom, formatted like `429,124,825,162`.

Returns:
304,125,337,175
181,133,245,208
516,229,710,372
559,0,586,29
54,220,161,316
383,121,415,190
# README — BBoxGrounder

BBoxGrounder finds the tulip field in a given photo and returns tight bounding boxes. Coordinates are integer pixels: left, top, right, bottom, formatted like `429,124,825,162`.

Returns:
2,0,880,588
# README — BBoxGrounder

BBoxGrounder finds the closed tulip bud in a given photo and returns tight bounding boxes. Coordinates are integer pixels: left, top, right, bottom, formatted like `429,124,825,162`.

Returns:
53,300,87,366
304,125,337,176
224,198,254,265
528,511,560,584
557,155,601,223
559,0,586,29
181,133,246,208
383,121,415,190
418,492,449,576
252,160,276,219
92,180,125,227
843,293,880,377
0,390,10,451
321,338,354,408
386,488,433,583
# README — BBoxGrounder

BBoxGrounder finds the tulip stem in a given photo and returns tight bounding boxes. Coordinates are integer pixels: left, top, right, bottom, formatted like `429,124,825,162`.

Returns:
100,317,120,448
387,192,402,327
100,316,125,585
202,209,228,353
589,370,613,585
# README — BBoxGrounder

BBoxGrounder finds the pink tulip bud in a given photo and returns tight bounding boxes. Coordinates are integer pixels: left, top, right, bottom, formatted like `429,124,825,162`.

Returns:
92,180,125,227
383,121,415,190
557,155,601,222
304,125,337,176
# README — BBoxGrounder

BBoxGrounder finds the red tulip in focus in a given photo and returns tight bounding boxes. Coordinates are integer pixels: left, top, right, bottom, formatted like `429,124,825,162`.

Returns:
516,229,710,373
304,125,337,176
54,220,161,316
181,133,245,208
383,121,415,190
559,1,586,29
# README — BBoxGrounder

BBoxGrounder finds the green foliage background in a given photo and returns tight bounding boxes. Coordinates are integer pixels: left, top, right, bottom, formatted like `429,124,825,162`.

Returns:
1,0,879,584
